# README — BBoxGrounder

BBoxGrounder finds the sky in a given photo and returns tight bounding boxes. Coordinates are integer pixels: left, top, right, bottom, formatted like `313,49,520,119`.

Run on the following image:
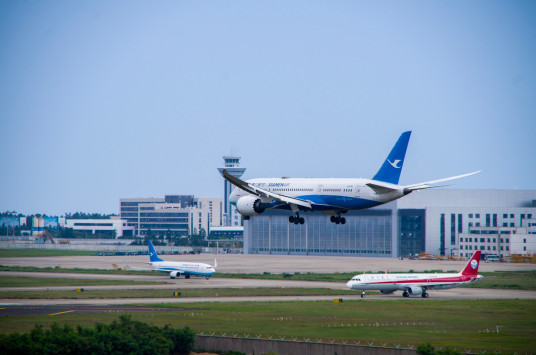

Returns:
1,1,535,216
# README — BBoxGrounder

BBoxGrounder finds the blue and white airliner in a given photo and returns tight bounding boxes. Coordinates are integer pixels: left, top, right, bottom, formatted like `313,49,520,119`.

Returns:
145,240,216,279
223,131,479,225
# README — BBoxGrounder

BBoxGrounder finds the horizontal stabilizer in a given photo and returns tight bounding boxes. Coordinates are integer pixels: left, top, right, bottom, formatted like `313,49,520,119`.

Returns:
366,182,401,194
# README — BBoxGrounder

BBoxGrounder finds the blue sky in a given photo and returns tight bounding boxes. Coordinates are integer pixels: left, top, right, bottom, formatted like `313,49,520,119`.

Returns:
1,1,535,216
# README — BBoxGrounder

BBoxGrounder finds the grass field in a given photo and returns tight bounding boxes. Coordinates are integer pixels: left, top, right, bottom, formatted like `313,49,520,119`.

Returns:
0,265,156,276
1,299,534,353
1,262,535,353
0,249,99,257
0,287,356,299
0,276,163,288
2,265,536,290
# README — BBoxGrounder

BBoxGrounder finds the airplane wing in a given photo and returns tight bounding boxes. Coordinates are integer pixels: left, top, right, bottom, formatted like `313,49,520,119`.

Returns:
125,264,153,271
403,171,481,191
222,169,312,210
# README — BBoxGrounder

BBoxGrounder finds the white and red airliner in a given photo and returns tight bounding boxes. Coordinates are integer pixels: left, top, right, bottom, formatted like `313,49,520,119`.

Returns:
346,251,483,298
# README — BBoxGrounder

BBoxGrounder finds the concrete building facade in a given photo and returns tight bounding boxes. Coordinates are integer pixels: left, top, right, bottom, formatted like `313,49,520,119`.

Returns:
244,189,536,258
61,217,135,238
119,195,223,237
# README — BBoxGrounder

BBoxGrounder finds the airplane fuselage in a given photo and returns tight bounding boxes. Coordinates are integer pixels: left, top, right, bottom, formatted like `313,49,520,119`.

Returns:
150,261,215,278
346,272,481,292
229,177,406,213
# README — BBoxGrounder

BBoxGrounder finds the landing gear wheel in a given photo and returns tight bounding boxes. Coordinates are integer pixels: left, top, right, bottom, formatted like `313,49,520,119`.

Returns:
422,292,429,298
361,292,365,298
290,213,305,225
330,216,336,223
341,217,346,224
402,291,409,297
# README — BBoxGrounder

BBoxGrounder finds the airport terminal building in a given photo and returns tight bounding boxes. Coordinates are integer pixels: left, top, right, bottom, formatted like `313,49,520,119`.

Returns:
243,189,536,258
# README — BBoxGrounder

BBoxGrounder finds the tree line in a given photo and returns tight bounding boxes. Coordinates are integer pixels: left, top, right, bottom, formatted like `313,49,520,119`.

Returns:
0,211,117,219
0,315,195,355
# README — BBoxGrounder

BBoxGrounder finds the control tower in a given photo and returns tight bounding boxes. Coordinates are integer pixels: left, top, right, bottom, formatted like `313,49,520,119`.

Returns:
217,155,246,226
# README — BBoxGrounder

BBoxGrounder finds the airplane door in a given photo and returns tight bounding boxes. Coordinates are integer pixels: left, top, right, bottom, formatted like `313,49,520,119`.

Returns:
354,185,361,198
317,185,324,194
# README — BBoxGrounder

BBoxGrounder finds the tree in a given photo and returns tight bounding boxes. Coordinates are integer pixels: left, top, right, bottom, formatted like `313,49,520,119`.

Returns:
0,315,195,355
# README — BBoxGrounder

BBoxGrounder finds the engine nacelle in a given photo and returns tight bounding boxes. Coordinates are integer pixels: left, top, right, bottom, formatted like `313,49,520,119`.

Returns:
169,270,181,279
236,195,266,216
379,289,396,295
407,286,423,295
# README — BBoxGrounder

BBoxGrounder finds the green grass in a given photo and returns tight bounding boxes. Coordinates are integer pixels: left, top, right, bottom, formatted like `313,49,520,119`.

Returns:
466,270,536,291
0,249,99,257
2,265,536,290
0,287,356,299
0,276,164,288
0,265,156,276
217,270,536,291
0,300,534,353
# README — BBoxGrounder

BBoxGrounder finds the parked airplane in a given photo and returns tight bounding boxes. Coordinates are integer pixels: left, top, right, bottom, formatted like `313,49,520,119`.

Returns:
346,251,483,298
223,131,479,224
145,240,216,279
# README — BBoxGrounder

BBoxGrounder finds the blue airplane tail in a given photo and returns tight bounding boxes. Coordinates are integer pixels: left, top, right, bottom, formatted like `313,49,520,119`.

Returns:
148,240,164,262
372,131,411,185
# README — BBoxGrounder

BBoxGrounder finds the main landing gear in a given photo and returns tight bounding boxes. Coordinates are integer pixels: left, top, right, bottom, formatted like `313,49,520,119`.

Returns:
330,215,346,224
289,214,305,224
402,291,429,298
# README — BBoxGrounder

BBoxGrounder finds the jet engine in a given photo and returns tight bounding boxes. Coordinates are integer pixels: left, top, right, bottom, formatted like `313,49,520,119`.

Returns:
169,271,181,279
236,195,266,216
407,286,423,295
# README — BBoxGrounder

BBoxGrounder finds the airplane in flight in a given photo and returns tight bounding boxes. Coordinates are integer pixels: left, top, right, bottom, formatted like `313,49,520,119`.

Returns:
346,251,483,298
141,240,216,279
222,131,479,224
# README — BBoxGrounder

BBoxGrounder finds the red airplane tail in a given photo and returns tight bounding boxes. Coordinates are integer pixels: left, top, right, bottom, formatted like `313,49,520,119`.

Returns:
461,251,481,276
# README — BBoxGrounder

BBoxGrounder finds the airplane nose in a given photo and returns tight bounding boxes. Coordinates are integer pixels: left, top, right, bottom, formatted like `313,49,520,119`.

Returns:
346,281,353,289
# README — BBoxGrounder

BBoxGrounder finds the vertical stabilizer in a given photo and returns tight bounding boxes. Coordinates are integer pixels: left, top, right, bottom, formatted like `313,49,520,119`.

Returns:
372,131,411,184
148,240,164,262
461,251,481,276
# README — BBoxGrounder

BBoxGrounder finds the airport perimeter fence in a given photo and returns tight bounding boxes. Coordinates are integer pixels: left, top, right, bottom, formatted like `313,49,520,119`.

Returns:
195,334,417,355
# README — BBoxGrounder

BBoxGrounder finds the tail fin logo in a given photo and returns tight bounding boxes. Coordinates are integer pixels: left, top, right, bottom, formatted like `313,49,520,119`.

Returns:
471,259,478,269
387,159,402,168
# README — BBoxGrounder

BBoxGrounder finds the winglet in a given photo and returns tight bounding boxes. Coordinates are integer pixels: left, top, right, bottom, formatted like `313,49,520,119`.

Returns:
372,131,411,184
148,240,164,262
